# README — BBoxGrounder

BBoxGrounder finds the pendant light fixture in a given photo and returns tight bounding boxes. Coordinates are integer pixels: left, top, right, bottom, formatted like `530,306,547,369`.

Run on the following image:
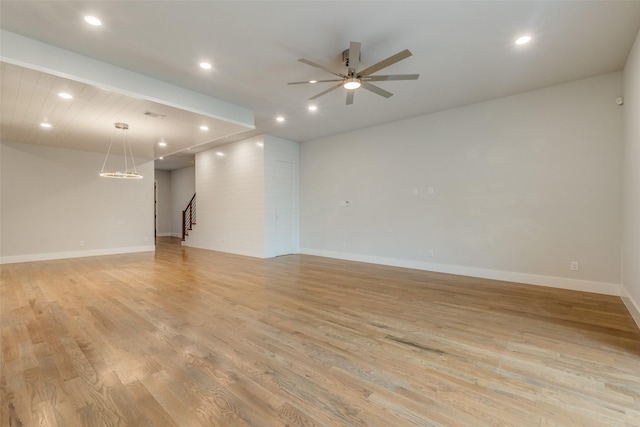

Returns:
100,122,143,179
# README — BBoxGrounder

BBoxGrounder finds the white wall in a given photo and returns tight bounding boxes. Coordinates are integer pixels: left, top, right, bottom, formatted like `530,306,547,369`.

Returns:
153,166,196,238
170,165,195,238
186,137,265,257
622,29,640,326
155,169,172,237
264,135,300,258
300,72,623,295
1,142,155,263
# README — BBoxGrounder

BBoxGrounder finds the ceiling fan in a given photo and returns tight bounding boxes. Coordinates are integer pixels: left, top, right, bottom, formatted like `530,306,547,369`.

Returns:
288,41,419,105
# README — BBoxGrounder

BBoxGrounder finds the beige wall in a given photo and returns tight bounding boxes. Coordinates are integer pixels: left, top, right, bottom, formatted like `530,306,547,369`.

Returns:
1,142,155,263
170,166,196,238
264,135,300,257
301,72,623,295
622,28,640,325
155,169,172,237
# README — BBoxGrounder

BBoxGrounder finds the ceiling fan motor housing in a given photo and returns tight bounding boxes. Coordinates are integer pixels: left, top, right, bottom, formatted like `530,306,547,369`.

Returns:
342,48,361,68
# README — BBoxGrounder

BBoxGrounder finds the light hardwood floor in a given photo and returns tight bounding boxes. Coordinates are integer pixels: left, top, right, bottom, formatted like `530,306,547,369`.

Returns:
2,237,639,426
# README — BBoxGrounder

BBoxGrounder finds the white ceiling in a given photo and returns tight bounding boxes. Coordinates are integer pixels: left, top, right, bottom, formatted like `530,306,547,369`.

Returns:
1,1,640,170
0,62,251,168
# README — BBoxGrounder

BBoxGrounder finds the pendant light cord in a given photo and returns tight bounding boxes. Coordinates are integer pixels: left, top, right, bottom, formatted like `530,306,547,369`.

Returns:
100,137,115,174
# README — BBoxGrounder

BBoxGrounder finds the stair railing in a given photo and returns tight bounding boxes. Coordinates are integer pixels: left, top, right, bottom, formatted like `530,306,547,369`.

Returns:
182,193,196,241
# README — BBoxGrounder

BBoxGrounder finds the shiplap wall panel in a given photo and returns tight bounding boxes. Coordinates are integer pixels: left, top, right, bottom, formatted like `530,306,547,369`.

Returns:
187,138,265,257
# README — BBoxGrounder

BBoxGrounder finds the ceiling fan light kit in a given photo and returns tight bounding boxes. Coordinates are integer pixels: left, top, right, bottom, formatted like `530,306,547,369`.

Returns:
289,41,419,105
343,78,361,90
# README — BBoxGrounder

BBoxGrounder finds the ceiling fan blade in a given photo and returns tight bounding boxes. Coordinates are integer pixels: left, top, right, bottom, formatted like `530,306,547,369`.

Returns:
346,90,355,105
348,41,361,76
362,74,420,81
309,83,343,100
358,49,412,77
288,79,344,85
298,58,347,78
362,82,393,98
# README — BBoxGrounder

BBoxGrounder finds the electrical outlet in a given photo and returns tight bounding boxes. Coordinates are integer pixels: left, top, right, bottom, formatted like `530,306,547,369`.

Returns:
412,188,418,196
428,249,434,257
79,240,84,247
427,187,434,195
570,261,579,271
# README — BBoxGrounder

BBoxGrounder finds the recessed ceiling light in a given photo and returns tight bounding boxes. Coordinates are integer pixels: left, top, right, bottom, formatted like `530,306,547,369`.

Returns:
40,122,52,128
276,116,285,122
256,142,264,147
84,15,102,26
308,105,318,111
200,125,209,131
199,62,212,70
216,152,225,156
159,156,164,160
515,35,532,45
309,80,318,84
58,92,73,99
158,141,167,147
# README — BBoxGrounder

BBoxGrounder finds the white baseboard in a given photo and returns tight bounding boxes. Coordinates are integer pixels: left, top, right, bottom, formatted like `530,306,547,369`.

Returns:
620,287,640,330
157,232,182,238
299,248,621,296
183,240,264,259
0,245,156,264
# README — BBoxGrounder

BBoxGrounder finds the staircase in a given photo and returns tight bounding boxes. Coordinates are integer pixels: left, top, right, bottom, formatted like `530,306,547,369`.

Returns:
182,194,196,241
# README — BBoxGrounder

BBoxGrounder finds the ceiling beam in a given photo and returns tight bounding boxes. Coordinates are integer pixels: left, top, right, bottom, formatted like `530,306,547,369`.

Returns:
0,30,255,131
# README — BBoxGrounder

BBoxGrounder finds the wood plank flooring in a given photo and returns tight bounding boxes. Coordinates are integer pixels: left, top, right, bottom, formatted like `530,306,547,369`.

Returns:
2,237,639,426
